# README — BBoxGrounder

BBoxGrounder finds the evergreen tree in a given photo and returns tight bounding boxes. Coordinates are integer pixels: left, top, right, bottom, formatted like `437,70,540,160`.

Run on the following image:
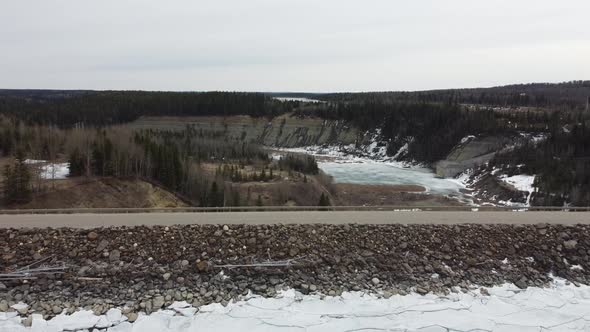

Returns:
14,151,32,203
91,142,104,176
68,148,86,177
209,181,225,207
231,190,241,206
4,150,32,204
278,154,319,174
102,137,114,176
3,165,16,203
210,181,219,207
0,128,14,156
318,193,330,206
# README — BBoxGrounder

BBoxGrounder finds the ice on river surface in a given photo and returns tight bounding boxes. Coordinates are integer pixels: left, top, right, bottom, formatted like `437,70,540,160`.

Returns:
319,160,464,195
276,146,465,196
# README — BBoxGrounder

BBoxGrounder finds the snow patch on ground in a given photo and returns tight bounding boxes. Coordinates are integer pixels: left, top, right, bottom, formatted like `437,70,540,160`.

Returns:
2,279,590,331
499,174,536,193
520,132,548,144
499,174,536,205
24,160,70,179
500,132,547,153
39,163,69,180
452,166,538,207
460,135,476,144
273,97,324,103
392,142,409,159
448,168,476,187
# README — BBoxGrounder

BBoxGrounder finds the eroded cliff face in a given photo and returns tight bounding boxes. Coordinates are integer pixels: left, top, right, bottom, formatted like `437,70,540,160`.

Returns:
131,114,363,148
131,115,519,175
435,136,511,178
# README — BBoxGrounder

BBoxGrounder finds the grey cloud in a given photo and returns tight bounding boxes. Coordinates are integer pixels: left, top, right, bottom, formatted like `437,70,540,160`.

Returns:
1,0,589,91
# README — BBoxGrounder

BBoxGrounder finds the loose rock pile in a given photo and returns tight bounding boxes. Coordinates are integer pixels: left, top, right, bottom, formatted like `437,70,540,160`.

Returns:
0,223,589,321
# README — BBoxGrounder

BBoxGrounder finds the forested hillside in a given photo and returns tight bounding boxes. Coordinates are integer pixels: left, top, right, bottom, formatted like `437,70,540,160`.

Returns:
318,81,590,110
294,101,562,163
0,115,330,208
489,123,590,206
2,81,589,128
0,91,288,127
1,83,589,207
0,86,575,167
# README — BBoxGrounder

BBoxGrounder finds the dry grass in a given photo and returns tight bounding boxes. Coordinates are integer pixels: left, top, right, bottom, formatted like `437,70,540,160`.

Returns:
332,183,463,207
8,177,187,209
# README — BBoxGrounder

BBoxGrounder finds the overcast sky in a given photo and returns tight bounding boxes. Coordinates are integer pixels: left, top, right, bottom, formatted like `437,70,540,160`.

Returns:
1,0,589,92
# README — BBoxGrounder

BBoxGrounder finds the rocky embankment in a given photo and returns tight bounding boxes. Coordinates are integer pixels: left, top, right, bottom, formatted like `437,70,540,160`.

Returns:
1,223,589,323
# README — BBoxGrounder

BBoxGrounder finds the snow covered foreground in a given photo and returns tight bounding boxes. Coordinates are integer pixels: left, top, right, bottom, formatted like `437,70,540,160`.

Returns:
2,279,590,332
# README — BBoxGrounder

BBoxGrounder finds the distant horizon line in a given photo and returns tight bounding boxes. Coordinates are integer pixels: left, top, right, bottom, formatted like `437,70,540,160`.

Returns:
0,79,588,95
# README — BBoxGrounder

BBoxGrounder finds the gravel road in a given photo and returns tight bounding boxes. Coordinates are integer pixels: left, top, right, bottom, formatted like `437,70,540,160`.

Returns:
0,211,588,228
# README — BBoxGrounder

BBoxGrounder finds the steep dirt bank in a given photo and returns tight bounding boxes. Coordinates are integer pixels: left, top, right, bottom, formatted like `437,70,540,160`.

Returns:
5,178,187,209
435,136,512,178
463,172,529,206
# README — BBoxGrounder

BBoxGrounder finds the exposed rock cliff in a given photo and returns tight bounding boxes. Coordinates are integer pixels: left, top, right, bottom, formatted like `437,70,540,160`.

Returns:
131,114,363,148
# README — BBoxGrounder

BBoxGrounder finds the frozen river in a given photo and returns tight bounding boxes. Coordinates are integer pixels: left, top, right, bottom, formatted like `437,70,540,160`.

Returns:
272,147,466,196
318,160,464,195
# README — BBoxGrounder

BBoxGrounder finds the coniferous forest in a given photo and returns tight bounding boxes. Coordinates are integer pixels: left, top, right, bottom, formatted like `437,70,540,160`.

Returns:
489,123,590,206
318,81,590,111
0,91,288,127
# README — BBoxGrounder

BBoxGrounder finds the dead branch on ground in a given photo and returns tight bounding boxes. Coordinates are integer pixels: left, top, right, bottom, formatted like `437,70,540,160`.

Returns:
0,255,67,281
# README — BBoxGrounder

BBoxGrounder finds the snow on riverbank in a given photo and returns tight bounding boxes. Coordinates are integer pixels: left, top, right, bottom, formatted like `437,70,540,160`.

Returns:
451,167,538,207
2,278,590,331
274,130,415,167
275,144,402,165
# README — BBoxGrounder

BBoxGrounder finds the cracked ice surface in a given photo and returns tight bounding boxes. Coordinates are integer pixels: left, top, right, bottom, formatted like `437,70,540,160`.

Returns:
2,279,590,331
